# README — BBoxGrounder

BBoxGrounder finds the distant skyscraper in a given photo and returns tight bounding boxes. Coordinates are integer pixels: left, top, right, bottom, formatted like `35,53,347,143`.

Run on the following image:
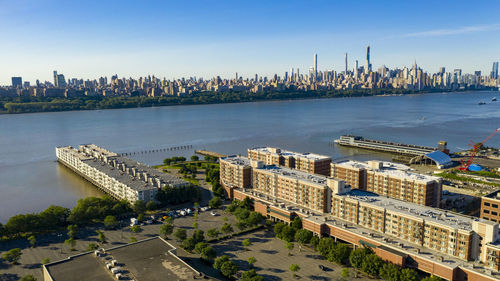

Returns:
364,45,371,74
345,53,348,74
11,77,22,88
314,53,318,81
53,70,58,87
439,67,446,75
491,62,499,79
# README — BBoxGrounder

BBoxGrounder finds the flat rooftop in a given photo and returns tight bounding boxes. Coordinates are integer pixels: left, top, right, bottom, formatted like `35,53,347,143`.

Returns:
221,155,251,166
45,237,203,281
256,165,329,186
334,160,441,183
484,190,500,200
342,189,491,231
250,147,331,161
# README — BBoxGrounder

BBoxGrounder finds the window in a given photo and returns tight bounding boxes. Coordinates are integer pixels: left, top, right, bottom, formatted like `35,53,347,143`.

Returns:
493,204,499,208
484,210,490,214
492,211,498,216
485,202,491,206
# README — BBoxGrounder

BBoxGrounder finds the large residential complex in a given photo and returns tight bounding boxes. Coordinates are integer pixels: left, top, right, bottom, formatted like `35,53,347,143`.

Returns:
56,144,189,203
220,150,500,281
331,160,442,207
248,147,331,176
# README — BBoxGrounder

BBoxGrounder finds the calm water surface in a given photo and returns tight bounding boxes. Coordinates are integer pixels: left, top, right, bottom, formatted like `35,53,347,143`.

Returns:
1,91,499,222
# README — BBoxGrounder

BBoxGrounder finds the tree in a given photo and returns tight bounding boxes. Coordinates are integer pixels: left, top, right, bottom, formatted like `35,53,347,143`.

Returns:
400,268,418,281
130,225,141,233
273,222,285,238
207,228,220,239
328,243,351,265
97,230,106,244
361,254,384,277
67,224,78,239
129,236,137,243
421,276,445,281
241,269,264,281
192,229,205,243
310,235,320,249
193,222,199,229
28,235,36,248
213,255,230,270
236,221,247,231
247,256,257,267
286,241,294,255
87,243,99,251
246,212,264,227
221,223,233,234
41,257,51,264
174,228,187,241
379,262,400,281
349,247,372,269
160,223,174,238
65,237,76,251
220,260,239,278
194,242,208,254
317,237,335,257
294,229,313,245
137,213,145,222
103,215,118,229
242,238,252,247
209,196,222,209
133,200,146,214
190,155,199,161
289,264,300,277
280,226,296,242
182,237,197,251
19,275,37,281
200,246,217,263
2,248,22,264
146,201,157,211
341,268,350,278
291,216,302,230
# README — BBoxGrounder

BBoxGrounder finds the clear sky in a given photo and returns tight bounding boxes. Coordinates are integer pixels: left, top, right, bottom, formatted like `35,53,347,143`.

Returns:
1,0,500,85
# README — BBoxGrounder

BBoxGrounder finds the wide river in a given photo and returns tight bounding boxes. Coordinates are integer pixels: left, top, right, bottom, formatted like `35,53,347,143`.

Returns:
1,91,499,222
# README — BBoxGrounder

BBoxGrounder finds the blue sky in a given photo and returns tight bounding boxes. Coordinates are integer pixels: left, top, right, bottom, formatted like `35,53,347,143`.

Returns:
1,0,500,84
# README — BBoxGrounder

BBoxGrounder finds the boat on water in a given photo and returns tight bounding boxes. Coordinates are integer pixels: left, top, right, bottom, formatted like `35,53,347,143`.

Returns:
492,97,497,102
478,101,486,105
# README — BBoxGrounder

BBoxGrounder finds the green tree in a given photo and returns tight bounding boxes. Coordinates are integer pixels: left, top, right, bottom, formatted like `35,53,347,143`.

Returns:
294,229,313,245
236,221,247,231
103,215,118,229
220,260,239,278
317,237,335,257
280,226,296,242
207,228,220,239
341,268,350,278
289,264,300,277
2,248,22,264
285,241,294,255
379,262,400,281
174,228,187,241
181,237,197,251
67,224,78,239
200,246,217,263
291,216,302,230
241,269,264,281
192,229,205,243
41,257,51,265
193,222,199,229
349,247,372,269
209,196,222,209
28,235,36,248
137,213,145,222
146,201,157,211
361,254,384,277
190,155,199,161
130,225,141,233
160,223,174,238
213,255,229,270
328,243,351,265
400,268,418,281
97,230,106,244
421,276,445,281
65,237,76,251
221,223,233,234
247,256,257,268
194,242,208,254
133,200,146,214
19,275,37,281
242,238,252,247
310,235,320,249
87,243,99,251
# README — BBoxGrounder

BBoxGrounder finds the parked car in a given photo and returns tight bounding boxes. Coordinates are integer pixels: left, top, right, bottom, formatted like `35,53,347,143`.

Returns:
130,218,138,226
210,211,218,216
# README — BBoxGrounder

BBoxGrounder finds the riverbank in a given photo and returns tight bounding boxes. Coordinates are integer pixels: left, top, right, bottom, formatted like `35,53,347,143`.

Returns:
0,88,481,114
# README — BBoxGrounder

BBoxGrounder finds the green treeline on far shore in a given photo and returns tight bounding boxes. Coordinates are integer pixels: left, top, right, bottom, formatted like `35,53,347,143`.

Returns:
0,88,443,114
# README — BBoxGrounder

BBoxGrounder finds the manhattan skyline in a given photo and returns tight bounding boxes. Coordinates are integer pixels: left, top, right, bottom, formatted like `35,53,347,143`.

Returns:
1,0,500,85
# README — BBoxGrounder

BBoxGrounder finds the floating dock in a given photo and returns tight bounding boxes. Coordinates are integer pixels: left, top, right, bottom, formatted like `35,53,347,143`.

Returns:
334,135,445,156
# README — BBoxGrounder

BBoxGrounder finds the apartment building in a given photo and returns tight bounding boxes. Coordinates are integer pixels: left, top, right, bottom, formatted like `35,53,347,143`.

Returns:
331,160,442,207
481,190,500,223
248,147,331,176
219,155,252,197
56,145,189,203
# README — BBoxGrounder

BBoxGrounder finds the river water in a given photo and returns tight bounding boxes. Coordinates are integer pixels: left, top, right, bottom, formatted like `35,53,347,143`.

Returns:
1,91,499,222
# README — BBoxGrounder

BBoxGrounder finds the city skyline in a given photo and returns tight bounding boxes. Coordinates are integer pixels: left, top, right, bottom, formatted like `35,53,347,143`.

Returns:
1,0,500,84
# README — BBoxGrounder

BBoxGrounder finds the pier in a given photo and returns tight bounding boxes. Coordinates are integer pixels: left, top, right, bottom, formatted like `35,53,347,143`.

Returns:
195,150,227,158
120,145,193,156
334,135,442,156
